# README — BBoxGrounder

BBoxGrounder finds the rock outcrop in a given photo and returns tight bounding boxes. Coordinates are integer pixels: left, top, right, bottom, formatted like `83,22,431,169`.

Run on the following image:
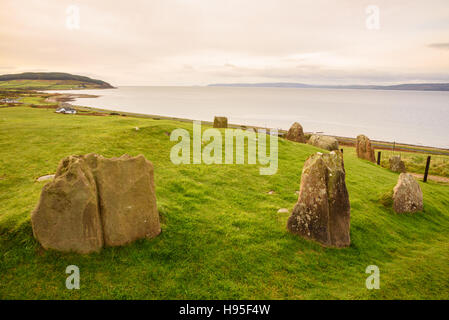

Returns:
287,151,351,247
393,173,423,213
308,135,339,151
285,122,306,143
389,155,406,173
213,116,228,128
31,154,161,253
356,134,375,162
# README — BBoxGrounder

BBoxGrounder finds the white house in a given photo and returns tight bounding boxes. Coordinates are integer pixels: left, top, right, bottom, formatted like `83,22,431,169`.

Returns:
55,105,77,114
0,98,19,104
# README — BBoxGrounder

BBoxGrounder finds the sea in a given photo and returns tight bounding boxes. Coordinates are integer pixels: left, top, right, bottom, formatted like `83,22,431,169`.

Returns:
49,86,449,149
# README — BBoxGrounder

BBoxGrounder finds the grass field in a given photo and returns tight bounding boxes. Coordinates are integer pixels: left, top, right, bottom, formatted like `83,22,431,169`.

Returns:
20,95,56,106
379,150,449,178
1,106,449,299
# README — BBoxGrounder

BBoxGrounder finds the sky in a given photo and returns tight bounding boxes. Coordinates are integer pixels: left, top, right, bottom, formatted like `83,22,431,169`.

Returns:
1,0,449,86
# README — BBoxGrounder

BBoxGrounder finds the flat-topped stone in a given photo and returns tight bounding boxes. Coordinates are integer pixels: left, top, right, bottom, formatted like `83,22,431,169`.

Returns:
31,153,161,253
308,135,339,151
213,116,228,128
356,134,375,162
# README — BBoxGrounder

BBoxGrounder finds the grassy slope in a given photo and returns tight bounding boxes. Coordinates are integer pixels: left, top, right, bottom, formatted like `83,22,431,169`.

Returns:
0,107,448,299
0,79,106,90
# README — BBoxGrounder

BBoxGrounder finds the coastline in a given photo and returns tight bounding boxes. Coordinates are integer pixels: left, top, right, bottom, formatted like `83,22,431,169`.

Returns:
44,92,99,103
46,92,449,156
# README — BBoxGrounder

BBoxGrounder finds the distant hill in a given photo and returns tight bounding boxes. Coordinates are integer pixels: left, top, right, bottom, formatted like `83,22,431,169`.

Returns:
0,72,114,90
209,82,449,91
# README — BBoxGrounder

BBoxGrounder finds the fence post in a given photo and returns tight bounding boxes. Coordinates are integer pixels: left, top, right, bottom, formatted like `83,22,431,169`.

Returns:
377,151,381,165
424,156,431,182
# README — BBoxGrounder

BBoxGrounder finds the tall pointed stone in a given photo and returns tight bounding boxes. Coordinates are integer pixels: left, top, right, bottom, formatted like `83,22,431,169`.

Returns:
287,151,351,247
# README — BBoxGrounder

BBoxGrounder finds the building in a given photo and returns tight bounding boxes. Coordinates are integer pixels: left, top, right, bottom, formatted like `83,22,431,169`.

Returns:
0,98,19,104
55,103,77,114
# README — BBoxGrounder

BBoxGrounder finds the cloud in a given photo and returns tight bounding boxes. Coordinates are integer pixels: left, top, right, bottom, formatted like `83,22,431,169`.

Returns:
1,0,449,85
0,66,16,71
428,43,449,50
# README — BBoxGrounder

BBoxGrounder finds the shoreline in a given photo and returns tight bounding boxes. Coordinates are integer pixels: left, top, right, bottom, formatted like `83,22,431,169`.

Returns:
46,92,449,156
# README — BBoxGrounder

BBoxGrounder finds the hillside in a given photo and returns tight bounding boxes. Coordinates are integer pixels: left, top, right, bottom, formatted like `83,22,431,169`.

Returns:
0,72,114,90
0,106,448,299
209,82,449,91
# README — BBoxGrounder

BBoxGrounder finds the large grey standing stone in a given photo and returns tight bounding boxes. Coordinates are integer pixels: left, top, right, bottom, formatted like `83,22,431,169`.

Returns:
308,135,339,151
31,153,161,253
393,173,423,213
389,155,406,173
285,122,306,143
213,116,228,128
31,156,104,254
356,134,376,162
287,151,351,247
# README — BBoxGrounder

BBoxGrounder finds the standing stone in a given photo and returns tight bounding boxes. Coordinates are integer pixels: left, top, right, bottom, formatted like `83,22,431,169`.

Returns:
31,156,104,254
308,135,339,151
389,155,406,173
356,134,375,162
31,153,161,253
393,173,423,213
213,116,228,128
285,122,306,143
85,154,161,247
287,151,350,247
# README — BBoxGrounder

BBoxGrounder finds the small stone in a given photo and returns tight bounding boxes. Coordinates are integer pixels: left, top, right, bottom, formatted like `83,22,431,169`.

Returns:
36,174,55,182
389,155,406,173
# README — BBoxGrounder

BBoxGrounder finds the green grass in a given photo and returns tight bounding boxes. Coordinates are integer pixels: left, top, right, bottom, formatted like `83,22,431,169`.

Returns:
0,90,56,106
19,95,54,106
1,107,449,299
0,79,105,90
379,150,449,178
